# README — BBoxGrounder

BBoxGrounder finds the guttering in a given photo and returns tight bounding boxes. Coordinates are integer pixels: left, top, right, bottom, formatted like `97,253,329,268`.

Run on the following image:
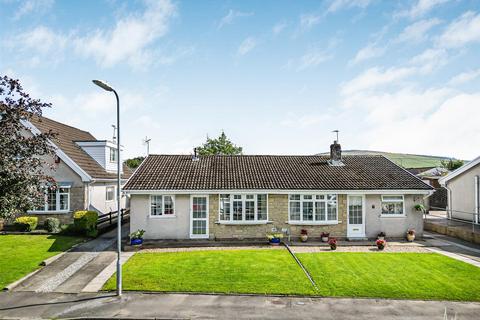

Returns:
123,189,433,195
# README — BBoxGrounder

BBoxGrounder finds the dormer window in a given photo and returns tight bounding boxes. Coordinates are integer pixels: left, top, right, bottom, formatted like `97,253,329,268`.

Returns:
109,147,117,163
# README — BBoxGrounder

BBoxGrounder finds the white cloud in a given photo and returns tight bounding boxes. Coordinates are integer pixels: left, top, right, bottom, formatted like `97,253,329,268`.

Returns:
448,68,480,86
294,39,339,71
218,9,253,29
341,66,416,95
395,18,441,43
237,37,257,56
436,11,480,48
396,0,449,19
349,42,385,65
408,48,448,72
272,22,287,35
14,0,54,20
299,13,321,31
74,0,176,68
327,0,373,13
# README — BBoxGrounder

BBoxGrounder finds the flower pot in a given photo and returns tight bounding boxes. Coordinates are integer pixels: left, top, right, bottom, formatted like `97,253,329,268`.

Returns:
377,236,385,241
300,234,308,242
321,236,329,242
377,244,385,250
269,238,281,245
130,238,143,246
330,244,337,250
407,233,415,242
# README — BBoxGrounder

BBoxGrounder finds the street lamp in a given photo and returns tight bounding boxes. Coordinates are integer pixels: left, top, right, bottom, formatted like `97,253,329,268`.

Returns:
92,79,122,296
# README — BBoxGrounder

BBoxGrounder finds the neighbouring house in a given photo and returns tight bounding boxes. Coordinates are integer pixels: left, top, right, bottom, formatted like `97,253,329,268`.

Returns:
21,116,132,224
124,141,433,240
408,167,449,210
439,156,480,224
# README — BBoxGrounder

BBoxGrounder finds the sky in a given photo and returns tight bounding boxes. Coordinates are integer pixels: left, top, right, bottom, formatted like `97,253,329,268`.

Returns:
1,0,479,160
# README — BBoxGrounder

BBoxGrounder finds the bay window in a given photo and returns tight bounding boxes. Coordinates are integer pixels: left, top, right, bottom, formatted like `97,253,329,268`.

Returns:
289,194,337,223
150,195,175,217
219,194,268,222
381,195,404,216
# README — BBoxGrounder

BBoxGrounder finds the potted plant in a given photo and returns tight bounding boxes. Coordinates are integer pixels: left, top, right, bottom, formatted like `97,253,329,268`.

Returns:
300,229,308,242
406,229,416,242
130,229,145,246
414,204,426,213
377,232,386,240
376,239,386,250
267,233,283,245
328,237,337,250
321,232,330,242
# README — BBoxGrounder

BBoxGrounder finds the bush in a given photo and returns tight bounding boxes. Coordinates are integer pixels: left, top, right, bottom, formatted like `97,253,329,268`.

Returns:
44,217,61,233
73,210,98,237
14,216,38,232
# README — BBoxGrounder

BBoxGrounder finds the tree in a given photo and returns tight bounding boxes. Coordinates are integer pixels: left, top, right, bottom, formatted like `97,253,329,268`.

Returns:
125,156,145,169
0,75,57,219
441,159,464,171
196,131,243,156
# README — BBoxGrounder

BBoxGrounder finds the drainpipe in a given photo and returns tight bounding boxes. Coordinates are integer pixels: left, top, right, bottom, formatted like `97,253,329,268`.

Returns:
475,176,479,224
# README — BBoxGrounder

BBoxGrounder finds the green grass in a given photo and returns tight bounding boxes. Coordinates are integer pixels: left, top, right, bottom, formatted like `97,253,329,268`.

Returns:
0,235,84,288
104,250,315,295
298,252,480,301
103,250,480,301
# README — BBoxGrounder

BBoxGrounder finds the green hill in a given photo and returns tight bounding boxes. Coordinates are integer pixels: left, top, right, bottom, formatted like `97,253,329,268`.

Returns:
319,150,456,169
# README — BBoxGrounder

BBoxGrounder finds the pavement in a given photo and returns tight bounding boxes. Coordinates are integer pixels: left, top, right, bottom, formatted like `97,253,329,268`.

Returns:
0,291,479,320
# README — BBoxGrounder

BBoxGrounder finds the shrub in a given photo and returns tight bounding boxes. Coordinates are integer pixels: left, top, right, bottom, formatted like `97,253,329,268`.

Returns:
130,229,146,240
73,210,98,237
14,216,38,232
44,217,61,233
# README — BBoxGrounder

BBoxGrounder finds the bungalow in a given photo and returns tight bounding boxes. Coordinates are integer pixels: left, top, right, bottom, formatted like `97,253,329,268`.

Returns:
21,116,132,223
439,156,480,224
124,141,433,240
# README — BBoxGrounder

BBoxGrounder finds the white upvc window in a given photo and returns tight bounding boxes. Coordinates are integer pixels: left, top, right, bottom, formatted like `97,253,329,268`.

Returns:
150,195,175,217
289,194,338,223
34,187,70,212
106,186,115,201
109,147,117,163
219,194,268,223
381,195,405,216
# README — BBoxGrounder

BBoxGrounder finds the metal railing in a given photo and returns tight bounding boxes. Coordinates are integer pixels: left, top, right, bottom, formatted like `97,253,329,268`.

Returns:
97,208,130,229
425,206,479,233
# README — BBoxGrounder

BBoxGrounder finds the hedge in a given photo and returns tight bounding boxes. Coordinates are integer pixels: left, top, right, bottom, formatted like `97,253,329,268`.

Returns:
73,210,98,237
14,216,38,232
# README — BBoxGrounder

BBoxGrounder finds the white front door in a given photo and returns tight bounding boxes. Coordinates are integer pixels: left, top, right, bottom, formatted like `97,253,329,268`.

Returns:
190,195,209,239
347,195,365,238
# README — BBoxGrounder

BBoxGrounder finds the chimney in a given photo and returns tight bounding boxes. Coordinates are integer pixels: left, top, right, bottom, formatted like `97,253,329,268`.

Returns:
192,148,199,161
328,140,344,166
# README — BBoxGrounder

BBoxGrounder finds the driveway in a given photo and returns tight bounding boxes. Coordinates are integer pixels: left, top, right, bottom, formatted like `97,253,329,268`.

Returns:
12,224,129,293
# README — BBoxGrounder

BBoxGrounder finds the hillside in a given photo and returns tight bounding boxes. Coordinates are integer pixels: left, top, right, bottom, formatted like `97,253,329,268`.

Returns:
319,150,455,169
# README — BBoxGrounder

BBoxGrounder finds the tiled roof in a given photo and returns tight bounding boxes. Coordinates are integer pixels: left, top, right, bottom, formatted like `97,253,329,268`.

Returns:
124,154,432,191
29,116,132,180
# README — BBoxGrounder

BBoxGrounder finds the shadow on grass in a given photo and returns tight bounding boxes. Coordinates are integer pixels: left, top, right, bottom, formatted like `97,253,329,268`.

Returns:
46,235,86,252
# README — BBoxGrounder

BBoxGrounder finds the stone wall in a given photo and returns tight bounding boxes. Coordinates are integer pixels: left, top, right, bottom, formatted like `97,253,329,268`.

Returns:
208,194,347,240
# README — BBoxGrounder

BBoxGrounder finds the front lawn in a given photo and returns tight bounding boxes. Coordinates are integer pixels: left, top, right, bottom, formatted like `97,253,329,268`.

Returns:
104,249,480,301
104,249,315,295
0,235,84,288
298,252,480,301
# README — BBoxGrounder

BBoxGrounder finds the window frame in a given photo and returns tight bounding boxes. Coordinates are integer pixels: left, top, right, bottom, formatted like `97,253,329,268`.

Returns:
109,147,117,163
217,193,269,224
380,195,405,217
29,186,71,213
106,186,115,202
149,195,176,218
288,194,338,225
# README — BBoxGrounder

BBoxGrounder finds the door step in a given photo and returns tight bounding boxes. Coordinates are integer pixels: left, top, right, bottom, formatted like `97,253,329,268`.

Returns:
347,237,368,241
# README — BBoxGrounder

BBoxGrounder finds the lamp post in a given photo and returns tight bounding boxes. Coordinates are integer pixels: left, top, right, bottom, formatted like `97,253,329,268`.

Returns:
92,79,122,296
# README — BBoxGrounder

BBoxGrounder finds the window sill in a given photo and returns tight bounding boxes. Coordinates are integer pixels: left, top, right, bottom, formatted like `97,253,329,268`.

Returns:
215,221,271,225
27,210,70,214
380,214,406,218
287,221,340,226
149,215,176,219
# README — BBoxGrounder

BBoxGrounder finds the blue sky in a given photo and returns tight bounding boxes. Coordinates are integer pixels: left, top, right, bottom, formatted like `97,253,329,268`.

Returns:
1,0,479,159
